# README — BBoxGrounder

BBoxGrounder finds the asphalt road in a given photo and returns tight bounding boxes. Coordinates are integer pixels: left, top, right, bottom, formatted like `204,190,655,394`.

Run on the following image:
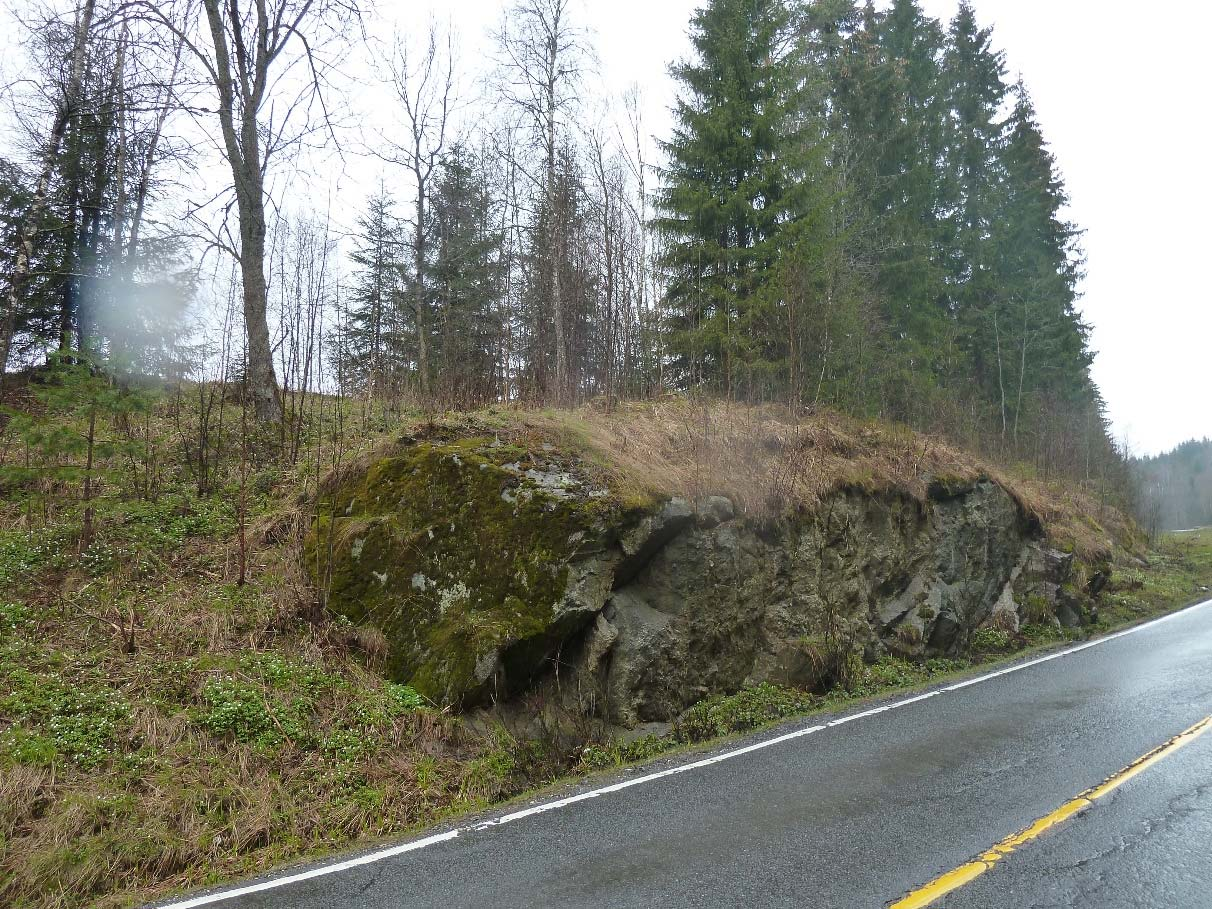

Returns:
160,600,1212,909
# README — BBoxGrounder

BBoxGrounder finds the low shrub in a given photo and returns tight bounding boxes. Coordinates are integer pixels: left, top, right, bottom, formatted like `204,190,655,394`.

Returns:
674,683,817,744
970,626,1014,653
578,734,670,772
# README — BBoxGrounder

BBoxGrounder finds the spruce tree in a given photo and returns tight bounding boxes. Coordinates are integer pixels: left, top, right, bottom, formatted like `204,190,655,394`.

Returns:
342,188,407,395
991,80,1088,442
941,2,1007,257
429,145,505,404
940,1,1009,408
0,351,151,545
0,159,68,369
656,0,802,397
522,145,592,400
857,0,951,420
775,0,870,410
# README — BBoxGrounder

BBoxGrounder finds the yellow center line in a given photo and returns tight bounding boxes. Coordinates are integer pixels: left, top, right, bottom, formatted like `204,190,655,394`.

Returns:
889,714,1212,909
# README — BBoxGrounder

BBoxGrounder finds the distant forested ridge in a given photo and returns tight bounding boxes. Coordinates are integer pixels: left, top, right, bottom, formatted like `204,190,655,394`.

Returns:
1136,439,1212,532
0,0,1130,497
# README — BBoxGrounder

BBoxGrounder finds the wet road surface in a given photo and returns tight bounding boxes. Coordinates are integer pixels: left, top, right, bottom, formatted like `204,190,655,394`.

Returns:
940,719,1212,908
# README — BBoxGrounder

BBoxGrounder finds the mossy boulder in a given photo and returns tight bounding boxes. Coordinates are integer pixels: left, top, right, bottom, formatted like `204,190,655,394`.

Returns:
306,436,623,707
307,435,1101,727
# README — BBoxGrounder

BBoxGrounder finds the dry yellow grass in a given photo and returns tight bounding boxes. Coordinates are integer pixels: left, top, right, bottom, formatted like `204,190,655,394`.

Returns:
491,398,1139,563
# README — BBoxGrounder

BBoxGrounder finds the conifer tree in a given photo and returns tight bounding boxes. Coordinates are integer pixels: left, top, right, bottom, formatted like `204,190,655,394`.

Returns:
429,145,505,404
941,2,1007,262
1,159,67,367
656,0,802,397
940,1,1009,409
992,80,1088,443
342,188,407,395
774,0,870,409
854,0,951,419
0,350,151,546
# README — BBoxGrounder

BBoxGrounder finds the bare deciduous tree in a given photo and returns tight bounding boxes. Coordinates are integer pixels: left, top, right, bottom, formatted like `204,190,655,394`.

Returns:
140,0,358,422
494,0,588,404
380,25,455,399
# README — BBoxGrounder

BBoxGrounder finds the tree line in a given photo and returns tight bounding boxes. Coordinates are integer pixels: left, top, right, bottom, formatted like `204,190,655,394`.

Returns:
0,0,1134,499
658,0,1115,484
1136,439,1212,534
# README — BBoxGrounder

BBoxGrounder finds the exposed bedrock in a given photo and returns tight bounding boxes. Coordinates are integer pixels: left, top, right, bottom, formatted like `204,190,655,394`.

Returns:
307,437,1100,724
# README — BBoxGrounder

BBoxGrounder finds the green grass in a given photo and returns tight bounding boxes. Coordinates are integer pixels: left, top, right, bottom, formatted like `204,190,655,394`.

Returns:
0,391,543,908
1095,528,1212,629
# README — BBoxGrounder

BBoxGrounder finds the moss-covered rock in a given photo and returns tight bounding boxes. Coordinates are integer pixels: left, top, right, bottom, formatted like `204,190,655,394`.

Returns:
308,432,1111,727
306,437,622,707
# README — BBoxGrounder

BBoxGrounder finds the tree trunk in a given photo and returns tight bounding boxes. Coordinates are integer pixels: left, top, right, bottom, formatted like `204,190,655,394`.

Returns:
994,310,1007,439
546,66,567,405
79,44,123,353
1013,298,1028,446
239,196,280,422
202,0,281,423
414,186,430,396
815,288,832,406
601,169,614,407
61,155,82,352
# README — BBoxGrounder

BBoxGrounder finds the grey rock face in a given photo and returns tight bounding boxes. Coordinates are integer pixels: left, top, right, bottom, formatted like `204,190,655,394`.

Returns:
698,495,736,528
567,480,1084,726
335,446,1096,723
614,498,696,587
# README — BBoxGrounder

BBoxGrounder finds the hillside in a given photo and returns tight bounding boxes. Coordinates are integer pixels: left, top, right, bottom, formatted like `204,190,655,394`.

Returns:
2,388,1207,908
0,0,1206,903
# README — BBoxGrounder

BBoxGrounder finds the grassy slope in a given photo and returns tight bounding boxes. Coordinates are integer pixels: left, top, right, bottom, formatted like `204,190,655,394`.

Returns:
513,400,1142,565
0,393,1203,908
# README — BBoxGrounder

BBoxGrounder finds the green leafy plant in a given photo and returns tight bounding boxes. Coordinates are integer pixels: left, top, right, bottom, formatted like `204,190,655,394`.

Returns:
970,627,1014,653
578,734,670,772
195,677,310,749
385,683,425,713
0,727,57,767
0,670,131,769
674,684,818,744
0,600,32,636
321,726,371,764
1020,622,1064,645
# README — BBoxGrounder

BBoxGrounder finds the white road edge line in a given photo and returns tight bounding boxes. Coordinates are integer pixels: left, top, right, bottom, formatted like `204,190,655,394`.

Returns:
155,597,1212,908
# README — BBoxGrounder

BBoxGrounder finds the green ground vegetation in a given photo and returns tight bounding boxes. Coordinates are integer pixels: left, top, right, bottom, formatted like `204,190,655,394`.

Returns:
1098,528,1212,628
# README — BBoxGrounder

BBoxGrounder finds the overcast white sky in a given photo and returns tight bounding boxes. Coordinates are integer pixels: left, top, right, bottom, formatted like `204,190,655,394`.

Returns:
4,0,1208,455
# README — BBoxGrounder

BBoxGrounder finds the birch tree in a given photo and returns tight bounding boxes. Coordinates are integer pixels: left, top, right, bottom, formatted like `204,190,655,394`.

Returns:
141,0,358,422
494,0,587,404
